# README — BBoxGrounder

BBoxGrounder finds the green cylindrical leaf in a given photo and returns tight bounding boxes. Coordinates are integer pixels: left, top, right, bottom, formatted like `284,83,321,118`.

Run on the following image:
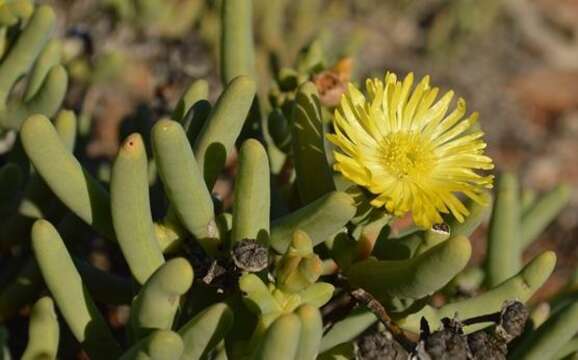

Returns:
255,313,301,360
0,6,18,27
239,273,280,316
291,82,335,204
172,79,209,126
521,188,537,214
154,212,187,253
486,172,521,287
299,282,334,308
21,115,115,240
186,99,212,146
31,219,122,359
21,297,59,360
276,231,322,293
3,64,68,130
554,338,578,360
257,0,287,56
0,5,55,107
271,191,356,253
54,109,77,152
24,38,61,101
1,0,33,24
347,236,471,301
112,133,165,284
178,303,234,360
0,112,76,249
399,251,557,333
231,139,270,245
319,307,377,354
152,119,218,254
521,184,571,248
130,258,194,341
220,0,256,84
120,330,184,360
25,64,68,116
295,304,323,360
194,75,256,189
10,0,34,18
510,300,578,360
22,109,76,217
288,0,322,61
414,226,451,256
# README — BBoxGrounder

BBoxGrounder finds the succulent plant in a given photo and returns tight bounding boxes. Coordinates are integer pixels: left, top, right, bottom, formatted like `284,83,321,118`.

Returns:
0,3,67,133
105,0,204,38
0,1,574,359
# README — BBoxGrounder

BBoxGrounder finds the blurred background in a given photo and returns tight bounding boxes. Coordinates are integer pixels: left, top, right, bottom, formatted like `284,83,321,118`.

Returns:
36,0,576,330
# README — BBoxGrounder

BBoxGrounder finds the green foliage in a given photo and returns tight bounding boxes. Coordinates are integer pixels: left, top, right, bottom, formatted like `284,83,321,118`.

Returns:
21,297,59,360
220,0,256,84
21,114,116,240
0,1,573,359
275,231,323,293
232,139,271,247
31,219,122,359
106,0,203,38
347,235,472,301
399,251,557,333
194,75,256,189
271,191,356,253
178,303,234,360
510,300,578,359
120,330,184,360
0,5,67,131
319,307,377,354
152,119,218,254
129,258,193,341
255,313,301,360
486,172,522,287
521,184,571,247
112,134,165,284
291,82,335,204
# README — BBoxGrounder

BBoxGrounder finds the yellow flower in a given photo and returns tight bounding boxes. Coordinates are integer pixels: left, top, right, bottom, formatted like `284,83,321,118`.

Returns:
327,72,494,228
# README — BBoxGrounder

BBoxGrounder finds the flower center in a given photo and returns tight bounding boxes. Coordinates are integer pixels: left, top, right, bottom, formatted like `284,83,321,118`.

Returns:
381,132,435,180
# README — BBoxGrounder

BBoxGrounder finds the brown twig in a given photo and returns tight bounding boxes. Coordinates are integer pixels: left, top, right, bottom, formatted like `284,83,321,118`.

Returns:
349,288,415,352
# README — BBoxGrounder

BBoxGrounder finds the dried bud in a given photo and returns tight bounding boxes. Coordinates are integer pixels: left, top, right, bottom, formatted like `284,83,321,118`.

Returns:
231,239,269,272
312,57,352,107
201,260,227,285
356,326,408,360
440,317,464,335
467,331,507,360
416,317,469,360
313,71,346,107
495,300,529,342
